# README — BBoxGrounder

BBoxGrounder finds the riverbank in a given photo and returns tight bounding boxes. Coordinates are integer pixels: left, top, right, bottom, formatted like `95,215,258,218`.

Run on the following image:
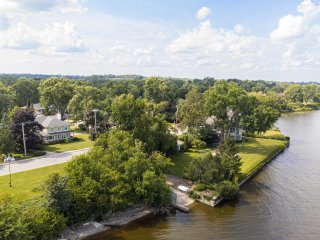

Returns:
59,205,156,240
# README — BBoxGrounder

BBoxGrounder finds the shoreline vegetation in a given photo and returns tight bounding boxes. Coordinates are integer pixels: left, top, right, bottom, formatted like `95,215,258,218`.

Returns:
0,130,290,240
2,76,318,240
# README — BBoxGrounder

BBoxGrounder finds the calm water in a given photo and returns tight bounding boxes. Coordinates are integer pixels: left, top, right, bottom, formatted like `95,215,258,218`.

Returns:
90,111,320,240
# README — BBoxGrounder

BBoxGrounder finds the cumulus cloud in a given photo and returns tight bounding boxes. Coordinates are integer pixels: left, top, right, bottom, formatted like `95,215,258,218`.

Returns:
270,0,320,42
196,7,212,20
44,21,86,53
0,21,85,54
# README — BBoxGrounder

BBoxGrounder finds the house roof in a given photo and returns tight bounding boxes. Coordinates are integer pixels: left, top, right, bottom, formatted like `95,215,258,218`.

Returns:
35,116,70,128
22,103,45,111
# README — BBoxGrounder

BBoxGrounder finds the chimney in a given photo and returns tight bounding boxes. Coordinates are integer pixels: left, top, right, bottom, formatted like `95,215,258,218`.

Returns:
57,112,62,120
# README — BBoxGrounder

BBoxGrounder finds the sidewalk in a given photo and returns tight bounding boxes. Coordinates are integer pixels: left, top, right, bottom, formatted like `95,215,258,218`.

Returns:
0,148,90,176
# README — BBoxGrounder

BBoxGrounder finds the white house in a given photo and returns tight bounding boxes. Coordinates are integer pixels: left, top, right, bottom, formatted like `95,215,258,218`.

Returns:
205,116,243,141
35,115,72,143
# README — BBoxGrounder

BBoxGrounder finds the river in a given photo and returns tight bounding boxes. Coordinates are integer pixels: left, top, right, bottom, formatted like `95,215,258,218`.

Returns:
89,111,320,240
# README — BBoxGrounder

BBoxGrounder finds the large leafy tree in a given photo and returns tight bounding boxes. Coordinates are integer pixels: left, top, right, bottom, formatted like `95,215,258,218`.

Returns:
111,94,177,154
12,78,40,106
10,108,43,152
204,80,248,140
38,77,74,114
284,84,303,103
68,85,104,121
0,82,15,119
177,88,206,134
253,105,280,135
143,77,170,103
303,84,318,103
0,119,14,155
46,130,172,223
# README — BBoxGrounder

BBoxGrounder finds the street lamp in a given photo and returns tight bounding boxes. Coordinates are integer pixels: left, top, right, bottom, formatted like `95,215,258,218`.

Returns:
92,109,99,133
4,155,15,187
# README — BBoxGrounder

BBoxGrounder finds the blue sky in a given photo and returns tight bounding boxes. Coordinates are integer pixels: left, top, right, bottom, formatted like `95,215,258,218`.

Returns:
87,0,302,35
0,0,320,82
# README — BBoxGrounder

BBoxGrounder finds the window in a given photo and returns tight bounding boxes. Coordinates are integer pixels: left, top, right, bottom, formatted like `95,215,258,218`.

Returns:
64,126,68,131
57,135,60,140
61,134,66,139
230,127,235,133
47,136,55,140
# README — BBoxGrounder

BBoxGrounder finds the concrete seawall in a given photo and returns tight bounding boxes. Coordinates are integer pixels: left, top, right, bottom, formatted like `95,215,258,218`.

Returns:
213,140,290,207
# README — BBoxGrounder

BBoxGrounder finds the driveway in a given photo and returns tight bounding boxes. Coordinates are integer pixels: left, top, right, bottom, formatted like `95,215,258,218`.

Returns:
0,148,90,176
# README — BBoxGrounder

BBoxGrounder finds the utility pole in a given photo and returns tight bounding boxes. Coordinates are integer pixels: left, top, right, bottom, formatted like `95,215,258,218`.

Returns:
21,123,27,157
92,109,99,133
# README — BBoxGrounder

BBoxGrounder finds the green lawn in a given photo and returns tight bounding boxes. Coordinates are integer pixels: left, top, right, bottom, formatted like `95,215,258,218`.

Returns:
261,130,287,140
169,149,211,177
169,137,288,178
239,137,288,175
42,134,93,153
0,163,66,201
70,125,86,133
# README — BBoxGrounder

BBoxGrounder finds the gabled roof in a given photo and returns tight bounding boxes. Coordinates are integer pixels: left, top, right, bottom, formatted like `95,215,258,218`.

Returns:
22,103,45,111
35,116,70,128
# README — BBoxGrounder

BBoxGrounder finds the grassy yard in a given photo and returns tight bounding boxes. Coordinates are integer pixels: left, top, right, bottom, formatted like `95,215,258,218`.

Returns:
169,137,288,178
239,137,288,175
169,149,211,177
42,134,93,153
70,125,86,133
0,163,66,201
256,130,287,140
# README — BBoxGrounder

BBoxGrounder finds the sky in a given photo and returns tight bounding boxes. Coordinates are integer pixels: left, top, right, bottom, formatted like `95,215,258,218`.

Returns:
0,0,320,82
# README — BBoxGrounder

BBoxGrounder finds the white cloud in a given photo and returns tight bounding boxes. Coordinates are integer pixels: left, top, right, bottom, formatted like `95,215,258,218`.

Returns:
0,0,86,13
2,23,41,49
0,21,85,54
270,0,320,42
196,7,212,20
43,21,86,53
0,1,320,82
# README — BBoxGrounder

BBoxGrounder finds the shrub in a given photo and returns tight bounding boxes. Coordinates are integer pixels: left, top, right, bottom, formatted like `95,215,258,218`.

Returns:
194,183,206,191
191,139,207,149
216,181,239,200
78,123,87,131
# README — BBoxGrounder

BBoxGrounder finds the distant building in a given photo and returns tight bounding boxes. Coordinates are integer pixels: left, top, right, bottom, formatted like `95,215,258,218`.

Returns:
22,103,45,116
35,114,72,143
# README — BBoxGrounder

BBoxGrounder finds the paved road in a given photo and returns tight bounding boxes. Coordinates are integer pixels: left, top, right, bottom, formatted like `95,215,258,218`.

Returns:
0,148,90,176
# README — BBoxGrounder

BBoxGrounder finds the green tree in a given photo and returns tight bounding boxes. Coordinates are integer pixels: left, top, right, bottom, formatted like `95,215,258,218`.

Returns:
111,94,145,131
143,77,170,103
216,135,242,182
204,80,248,141
68,85,104,121
0,82,15,119
0,197,32,240
10,108,43,152
177,88,206,134
284,84,303,103
303,84,317,103
253,105,280,135
216,180,239,200
0,120,14,155
38,77,74,114
12,78,40,106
